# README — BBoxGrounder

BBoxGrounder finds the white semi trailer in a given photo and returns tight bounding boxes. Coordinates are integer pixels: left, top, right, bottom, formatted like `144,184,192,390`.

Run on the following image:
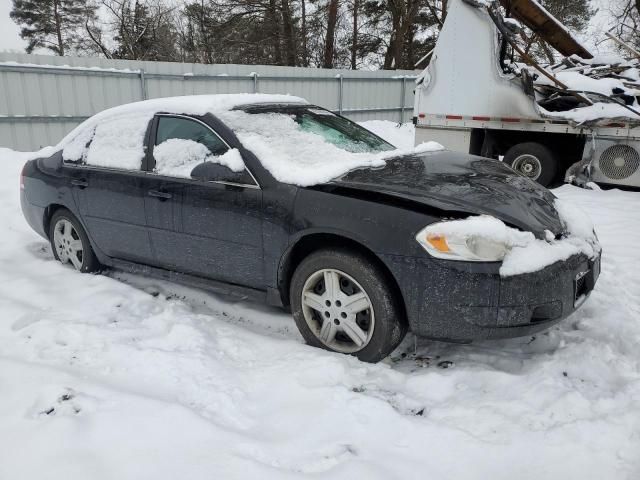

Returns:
413,0,640,188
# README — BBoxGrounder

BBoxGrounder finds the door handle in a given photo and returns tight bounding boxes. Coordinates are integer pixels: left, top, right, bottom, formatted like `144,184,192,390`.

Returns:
71,178,88,188
148,189,172,200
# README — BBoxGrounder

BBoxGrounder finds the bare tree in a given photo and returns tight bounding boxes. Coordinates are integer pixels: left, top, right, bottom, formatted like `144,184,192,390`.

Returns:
323,0,339,67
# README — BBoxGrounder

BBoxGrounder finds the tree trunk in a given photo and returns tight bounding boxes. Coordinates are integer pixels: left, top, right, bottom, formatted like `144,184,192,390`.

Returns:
53,0,64,56
199,1,212,63
267,0,283,64
323,0,339,68
351,0,358,69
281,0,296,65
301,0,309,66
384,0,420,69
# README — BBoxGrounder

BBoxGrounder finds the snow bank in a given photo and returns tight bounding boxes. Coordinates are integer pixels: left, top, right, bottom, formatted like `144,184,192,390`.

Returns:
154,139,245,178
2,134,640,478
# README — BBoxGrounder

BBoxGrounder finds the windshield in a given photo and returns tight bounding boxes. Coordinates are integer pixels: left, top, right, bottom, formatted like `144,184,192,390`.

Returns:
217,104,409,187
242,105,394,153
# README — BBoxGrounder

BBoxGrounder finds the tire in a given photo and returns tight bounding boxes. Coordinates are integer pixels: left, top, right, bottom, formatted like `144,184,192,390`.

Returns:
504,142,558,187
290,248,407,363
49,208,101,273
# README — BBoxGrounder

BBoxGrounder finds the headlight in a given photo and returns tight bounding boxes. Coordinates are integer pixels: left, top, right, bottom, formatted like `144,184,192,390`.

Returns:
415,218,514,262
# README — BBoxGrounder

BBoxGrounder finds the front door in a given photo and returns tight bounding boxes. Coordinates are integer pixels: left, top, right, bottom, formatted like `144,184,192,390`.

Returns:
145,114,265,288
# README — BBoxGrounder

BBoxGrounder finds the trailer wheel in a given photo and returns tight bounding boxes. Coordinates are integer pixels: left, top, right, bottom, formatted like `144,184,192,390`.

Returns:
504,142,557,187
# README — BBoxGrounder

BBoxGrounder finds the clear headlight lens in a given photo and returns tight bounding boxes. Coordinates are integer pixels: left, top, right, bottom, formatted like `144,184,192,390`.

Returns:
416,223,510,262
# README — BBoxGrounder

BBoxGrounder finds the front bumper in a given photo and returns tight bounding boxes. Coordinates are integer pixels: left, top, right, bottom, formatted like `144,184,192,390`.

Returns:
382,251,601,341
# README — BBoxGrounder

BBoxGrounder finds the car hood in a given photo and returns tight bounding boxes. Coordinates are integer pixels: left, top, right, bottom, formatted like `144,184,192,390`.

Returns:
331,150,564,238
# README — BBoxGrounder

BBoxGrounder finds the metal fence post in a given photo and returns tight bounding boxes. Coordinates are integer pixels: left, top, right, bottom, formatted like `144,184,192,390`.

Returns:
400,77,406,123
139,69,147,100
337,74,343,115
252,72,259,93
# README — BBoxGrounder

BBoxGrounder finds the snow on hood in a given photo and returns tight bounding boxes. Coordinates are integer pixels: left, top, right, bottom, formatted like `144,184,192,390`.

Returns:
427,197,600,276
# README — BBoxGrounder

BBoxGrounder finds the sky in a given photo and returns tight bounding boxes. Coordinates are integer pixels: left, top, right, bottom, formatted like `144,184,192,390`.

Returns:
0,0,26,52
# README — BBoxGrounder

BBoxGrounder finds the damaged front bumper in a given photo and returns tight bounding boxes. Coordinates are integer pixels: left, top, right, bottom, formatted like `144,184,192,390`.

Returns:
381,251,601,342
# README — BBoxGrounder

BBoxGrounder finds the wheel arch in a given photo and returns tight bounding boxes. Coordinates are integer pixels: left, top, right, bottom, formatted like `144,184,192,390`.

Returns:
43,203,107,264
43,203,68,239
471,128,586,167
277,232,408,325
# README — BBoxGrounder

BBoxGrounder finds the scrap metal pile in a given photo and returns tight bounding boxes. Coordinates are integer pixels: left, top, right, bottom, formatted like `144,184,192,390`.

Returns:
527,55,640,124
486,0,640,124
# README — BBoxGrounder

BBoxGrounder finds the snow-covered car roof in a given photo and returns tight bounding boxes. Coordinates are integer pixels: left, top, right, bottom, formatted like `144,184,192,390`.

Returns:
58,93,308,148
57,94,443,187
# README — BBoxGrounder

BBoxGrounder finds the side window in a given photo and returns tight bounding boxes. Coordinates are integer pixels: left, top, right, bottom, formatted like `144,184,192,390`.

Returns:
85,114,150,171
156,116,228,156
62,125,95,164
153,116,255,185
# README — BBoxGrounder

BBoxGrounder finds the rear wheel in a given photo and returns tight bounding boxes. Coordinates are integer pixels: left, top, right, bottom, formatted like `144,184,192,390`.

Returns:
49,209,100,273
504,142,558,187
290,248,407,363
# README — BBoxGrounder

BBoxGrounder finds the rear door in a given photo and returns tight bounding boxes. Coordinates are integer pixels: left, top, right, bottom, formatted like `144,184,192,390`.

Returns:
65,115,154,264
144,114,265,288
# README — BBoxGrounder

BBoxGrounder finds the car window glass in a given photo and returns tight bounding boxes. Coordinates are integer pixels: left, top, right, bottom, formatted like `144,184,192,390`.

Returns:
153,116,254,184
295,111,392,153
62,126,95,164
84,113,150,170
155,116,228,156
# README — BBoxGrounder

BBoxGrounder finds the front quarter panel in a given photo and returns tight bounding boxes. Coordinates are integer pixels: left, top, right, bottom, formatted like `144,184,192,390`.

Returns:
292,187,438,257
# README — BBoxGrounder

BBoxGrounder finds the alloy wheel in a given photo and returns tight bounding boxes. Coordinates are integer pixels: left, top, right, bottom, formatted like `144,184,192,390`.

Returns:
301,268,375,353
53,218,84,270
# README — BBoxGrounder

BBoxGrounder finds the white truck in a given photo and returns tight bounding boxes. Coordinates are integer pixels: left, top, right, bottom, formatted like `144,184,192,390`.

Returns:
413,0,640,188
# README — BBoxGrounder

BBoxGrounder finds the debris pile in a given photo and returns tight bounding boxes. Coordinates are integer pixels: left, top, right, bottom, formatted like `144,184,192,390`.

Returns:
523,55,640,124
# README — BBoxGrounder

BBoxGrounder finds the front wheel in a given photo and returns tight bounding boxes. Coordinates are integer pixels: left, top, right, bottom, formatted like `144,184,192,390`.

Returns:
49,209,100,273
290,249,407,363
504,142,558,187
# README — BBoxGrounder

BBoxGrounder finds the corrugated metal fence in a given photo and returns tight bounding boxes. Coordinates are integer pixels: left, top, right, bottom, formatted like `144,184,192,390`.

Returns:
0,52,418,151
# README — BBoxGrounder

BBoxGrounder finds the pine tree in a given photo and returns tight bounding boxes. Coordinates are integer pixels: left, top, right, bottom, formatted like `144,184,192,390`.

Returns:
10,0,97,56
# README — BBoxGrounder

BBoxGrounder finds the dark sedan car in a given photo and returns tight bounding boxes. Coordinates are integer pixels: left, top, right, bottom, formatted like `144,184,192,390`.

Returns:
20,94,601,362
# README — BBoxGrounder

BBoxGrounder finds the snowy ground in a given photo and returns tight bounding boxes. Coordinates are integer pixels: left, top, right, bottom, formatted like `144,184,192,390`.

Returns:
1,122,639,479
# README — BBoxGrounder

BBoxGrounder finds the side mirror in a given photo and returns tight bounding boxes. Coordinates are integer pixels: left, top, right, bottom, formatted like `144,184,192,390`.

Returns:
190,161,250,184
